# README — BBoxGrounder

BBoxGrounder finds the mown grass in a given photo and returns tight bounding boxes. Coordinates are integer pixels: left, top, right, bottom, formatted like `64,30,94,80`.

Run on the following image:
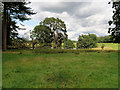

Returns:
2,50,118,88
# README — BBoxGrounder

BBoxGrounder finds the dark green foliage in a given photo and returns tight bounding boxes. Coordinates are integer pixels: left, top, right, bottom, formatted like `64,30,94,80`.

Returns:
42,17,68,48
63,39,75,49
108,1,120,43
40,43,52,49
4,2,35,21
97,35,113,43
8,37,29,49
89,34,97,41
77,34,97,49
30,24,53,48
42,17,67,33
72,40,77,43
2,2,36,50
33,25,53,43
7,15,19,46
31,17,68,48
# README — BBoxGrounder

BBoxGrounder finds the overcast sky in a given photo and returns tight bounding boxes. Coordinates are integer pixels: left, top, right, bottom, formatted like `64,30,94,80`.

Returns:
18,0,113,41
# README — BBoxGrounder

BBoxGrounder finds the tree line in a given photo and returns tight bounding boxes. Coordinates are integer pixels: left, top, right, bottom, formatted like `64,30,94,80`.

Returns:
30,17,110,49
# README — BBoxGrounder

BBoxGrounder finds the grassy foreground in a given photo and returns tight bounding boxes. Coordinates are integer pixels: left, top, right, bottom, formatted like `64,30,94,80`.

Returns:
2,50,118,88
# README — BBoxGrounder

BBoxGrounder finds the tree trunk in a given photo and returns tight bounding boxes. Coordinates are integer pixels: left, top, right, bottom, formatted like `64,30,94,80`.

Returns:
53,32,57,48
2,3,7,51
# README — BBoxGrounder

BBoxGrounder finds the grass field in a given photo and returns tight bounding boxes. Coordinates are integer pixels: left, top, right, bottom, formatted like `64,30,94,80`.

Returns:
97,43,119,50
2,50,118,88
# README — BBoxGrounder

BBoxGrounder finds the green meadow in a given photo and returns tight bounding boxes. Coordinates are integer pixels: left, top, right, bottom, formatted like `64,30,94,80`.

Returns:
2,1,120,88
2,48,118,88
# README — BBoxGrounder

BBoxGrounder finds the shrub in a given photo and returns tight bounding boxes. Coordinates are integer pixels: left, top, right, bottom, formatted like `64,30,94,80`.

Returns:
35,43,51,49
63,39,75,49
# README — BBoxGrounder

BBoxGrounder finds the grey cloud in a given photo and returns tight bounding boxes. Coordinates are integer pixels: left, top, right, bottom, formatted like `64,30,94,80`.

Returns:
40,2,90,14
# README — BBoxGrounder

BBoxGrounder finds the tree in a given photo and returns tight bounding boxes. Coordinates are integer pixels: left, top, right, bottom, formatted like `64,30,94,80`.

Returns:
108,1,120,43
56,33,65,47
7,14,20,46
77,34,97,49
89,34,97,42
34,25,53,43
42,17,67,48
30,30,38,49
63,39,75,49
2,2,35,51
31,24,53,49
97,35,113,43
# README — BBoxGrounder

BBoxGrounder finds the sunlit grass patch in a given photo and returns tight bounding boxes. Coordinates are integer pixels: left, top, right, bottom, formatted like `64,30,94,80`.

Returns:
97,43,119,50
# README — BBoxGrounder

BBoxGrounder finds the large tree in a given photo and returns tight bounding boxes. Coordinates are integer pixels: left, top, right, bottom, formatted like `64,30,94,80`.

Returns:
30,24,53,49
34,25,53,43
108,1,120,43
2,2,35,51
41,17,67,48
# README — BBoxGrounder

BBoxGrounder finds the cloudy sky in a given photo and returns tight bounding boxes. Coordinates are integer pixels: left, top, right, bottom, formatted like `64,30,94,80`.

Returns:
18,0,113,41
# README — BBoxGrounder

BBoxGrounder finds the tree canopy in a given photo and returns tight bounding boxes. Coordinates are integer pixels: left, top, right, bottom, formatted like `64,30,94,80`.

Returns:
97,35,113,43
108,1,120,43
77,34,97,49
33,25,53,43
2,2,36,50
41,17,67,48
63,39,75,49
31,17,68,48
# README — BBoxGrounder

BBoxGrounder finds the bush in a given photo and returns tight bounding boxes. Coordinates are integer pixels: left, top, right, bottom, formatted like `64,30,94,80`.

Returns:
34,49,67,54
101,44,105,50
42,43,51,48
77,34,97,49
36,43,51,49
33,49,117,54
63,39,75,49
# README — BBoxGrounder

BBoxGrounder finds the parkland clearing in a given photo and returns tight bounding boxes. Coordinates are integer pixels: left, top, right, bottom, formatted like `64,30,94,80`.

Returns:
1,1,120,88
